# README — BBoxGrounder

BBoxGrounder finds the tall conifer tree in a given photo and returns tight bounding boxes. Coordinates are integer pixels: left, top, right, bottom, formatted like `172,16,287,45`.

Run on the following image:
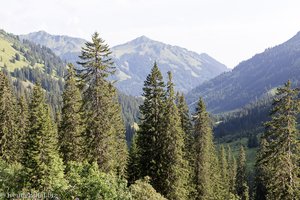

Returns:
219,145,231,198
22,83,67,191
228,145,237,196
254,138,268,200
236,145,249,200
127,133,140,185
137,62,165,188
77,32,127,176
0,71,20,163
16,95,29,161
176,93,194,159
256,80,300,199
59,64,84,163
192,98,222,200
158,71,188,200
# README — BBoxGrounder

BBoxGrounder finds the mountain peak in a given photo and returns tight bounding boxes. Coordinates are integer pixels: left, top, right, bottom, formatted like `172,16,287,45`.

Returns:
129,35,154,44
28,30,50,36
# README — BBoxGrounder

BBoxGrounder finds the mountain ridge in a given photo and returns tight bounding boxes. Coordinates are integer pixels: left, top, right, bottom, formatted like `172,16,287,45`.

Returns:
186,30,300,113
20,31,229,95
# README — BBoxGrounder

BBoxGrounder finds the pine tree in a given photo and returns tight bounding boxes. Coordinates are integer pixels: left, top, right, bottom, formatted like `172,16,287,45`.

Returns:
256,80,300,199
77,32,127,176
0,71,20,163
59,64,84,164
158,71,188,200
192,98,222,200
137,62,166,188
236,145,249,200
22,83,67,191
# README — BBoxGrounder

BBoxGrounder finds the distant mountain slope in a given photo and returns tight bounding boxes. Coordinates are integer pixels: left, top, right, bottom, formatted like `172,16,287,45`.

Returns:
20,31,228,96
1,29,142,142
20,31,86,64
0,29,66,109
186,31,300,113
111,36,228,95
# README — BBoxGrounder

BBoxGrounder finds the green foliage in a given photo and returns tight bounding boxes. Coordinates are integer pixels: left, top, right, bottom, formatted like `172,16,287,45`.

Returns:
219,145,231,199
0,159,24,195
158,71,189,199
130,177,167,200
65,161,132,200
256,81,300,199
236,145,249,200
227,145,237,195
0,71,21,163
77,32,128,176
59,64,85,163
127,133,140,185
137,62,166,185
192,98,223,200
22,83,67,192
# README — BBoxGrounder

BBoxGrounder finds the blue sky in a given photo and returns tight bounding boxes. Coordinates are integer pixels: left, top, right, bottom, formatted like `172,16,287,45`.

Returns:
1,0,300,68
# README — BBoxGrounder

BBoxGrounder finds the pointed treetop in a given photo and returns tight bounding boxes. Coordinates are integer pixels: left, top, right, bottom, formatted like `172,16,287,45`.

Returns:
196,97,206,113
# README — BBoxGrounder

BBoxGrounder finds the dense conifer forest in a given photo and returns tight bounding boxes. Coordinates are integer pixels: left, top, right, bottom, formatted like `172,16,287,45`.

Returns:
0,32,300,200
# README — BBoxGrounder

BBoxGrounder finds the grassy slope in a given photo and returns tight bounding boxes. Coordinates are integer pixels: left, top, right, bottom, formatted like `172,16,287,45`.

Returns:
0,37,28,71
0,31,45,72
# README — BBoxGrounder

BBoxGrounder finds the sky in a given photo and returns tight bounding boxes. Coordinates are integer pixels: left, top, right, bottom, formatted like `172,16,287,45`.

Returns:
1,0,300,68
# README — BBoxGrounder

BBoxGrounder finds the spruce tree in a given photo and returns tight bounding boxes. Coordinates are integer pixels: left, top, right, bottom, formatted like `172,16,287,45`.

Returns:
236,145,249,200
0,71,20,163
219,145,230,198
22,83,67,191
158,71,188,200
176,92,193,141
256,80,300,199
254,138,268,200
192,98,222,200
77,32,127,176
176,92,195,198
16,95,29,161
59,64,84,164
137,62,165,188
228,145,237,196
127,133,140,185
176,92,194,160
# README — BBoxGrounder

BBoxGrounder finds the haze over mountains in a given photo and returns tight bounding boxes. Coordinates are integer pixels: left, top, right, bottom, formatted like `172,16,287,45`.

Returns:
186,31,300,113
20,31,229,96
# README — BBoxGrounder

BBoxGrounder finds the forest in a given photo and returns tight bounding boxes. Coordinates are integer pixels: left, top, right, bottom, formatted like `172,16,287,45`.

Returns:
0,32,299,200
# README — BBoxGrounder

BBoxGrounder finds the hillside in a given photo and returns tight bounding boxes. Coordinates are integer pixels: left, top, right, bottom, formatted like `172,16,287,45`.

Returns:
1,30,141,138
186,31,300,113
20,31,86,64
111,36,228,95
20,31,229,96
0,29,66,109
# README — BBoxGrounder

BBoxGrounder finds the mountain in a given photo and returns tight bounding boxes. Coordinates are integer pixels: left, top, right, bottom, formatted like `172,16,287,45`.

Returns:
19,31,87,64
0,29,66,109
186,31,300,113
1,30,141,135
20,32,228,96
112,36,228,95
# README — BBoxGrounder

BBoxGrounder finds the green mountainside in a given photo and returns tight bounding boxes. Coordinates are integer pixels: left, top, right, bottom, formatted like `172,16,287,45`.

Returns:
0,29,141,142
187,31,300,114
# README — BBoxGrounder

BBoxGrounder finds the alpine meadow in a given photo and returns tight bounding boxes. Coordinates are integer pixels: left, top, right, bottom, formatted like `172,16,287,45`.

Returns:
1,0,300,199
